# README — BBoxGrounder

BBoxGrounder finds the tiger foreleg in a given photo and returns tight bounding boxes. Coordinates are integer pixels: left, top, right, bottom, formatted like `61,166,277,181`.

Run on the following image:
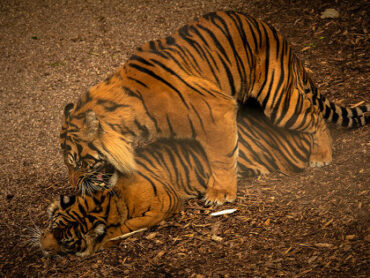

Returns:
204,160,238,205
170,76,239,205
202,103,239,205
100,211,168,249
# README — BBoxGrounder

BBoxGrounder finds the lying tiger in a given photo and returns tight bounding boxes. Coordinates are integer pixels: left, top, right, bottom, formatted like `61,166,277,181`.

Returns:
40,107,312,256
60,11,369,205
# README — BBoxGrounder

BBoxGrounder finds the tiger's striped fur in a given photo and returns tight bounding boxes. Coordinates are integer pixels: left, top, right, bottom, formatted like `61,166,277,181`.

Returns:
60,11,369,205
41,106,312,256
41,139,211,256
237,101,312,176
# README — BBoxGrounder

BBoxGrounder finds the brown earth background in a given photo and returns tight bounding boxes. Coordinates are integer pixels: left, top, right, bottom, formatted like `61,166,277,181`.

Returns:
0,0,369,277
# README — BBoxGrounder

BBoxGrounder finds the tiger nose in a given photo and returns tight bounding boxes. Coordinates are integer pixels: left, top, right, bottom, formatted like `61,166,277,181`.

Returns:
40,232,60,256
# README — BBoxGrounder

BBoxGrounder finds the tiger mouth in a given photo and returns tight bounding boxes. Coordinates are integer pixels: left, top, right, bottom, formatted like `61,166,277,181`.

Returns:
95,172,104,181
80,164,117,195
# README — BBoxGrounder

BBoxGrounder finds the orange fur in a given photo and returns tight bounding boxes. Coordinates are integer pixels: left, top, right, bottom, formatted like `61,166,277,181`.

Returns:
60,11,369,204
42,106,314,256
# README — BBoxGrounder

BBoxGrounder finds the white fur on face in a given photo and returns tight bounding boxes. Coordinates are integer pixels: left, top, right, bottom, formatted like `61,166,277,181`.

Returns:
109,171,119,188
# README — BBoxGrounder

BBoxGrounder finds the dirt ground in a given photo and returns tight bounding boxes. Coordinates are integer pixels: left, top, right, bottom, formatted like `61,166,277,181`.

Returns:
0,0,369,277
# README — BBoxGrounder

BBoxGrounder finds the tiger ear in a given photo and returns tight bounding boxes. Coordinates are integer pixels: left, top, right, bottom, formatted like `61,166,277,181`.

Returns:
88,223,106,241
94,224,106,236
64,103,74,118
59,195,76,210
84,110,100,141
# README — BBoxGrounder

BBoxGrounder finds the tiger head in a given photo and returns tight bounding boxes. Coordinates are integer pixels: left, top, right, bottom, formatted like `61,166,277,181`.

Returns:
60,99,136,194
39,192,126,257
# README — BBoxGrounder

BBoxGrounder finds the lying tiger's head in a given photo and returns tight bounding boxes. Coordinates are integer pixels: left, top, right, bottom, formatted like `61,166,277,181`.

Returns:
39,193,125,257
60,100,135,194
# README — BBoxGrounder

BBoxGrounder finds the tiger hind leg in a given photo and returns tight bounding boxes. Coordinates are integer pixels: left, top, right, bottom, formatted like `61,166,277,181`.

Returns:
308,118,333,167
253,86,333,168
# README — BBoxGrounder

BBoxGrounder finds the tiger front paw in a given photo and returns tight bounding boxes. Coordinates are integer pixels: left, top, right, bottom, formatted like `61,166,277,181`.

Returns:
203,187,236,206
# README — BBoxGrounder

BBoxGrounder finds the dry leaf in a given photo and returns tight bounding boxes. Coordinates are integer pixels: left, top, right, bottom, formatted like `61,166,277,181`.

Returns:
211,235,223,242
320,8,339,19
323,219,333,228
145,232,157,240
283,247,292,255
156,250,166,258
345,235,356,240
314,243,333,248
184,233,194,238
349,101,365,108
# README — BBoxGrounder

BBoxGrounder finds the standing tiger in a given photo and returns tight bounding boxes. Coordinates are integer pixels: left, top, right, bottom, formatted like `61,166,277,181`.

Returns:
41,107,312,256
61,11,369,205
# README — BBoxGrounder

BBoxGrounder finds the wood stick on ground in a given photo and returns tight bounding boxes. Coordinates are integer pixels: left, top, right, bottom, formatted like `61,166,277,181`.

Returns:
109,228,148,241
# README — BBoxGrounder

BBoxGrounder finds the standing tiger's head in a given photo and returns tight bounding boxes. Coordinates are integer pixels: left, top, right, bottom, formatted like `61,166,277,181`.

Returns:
60,100,136,194
39,192,126,257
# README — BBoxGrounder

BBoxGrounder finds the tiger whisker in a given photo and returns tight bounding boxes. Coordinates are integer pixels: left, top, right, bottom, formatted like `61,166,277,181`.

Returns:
22,225,43,249
80,172,115,196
